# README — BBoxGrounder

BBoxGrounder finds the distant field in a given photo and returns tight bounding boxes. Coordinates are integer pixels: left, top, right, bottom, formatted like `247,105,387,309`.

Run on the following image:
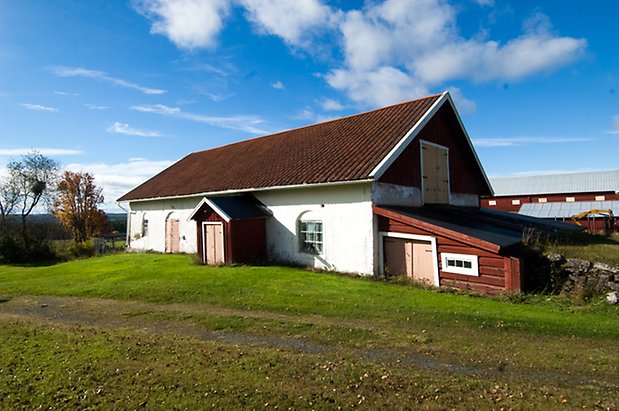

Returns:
0,254,617,409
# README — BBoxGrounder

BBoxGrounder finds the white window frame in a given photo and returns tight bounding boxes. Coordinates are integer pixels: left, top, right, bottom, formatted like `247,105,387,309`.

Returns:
566,197,575,202
538,197,547,203
299,220,323,255
511,199,520,205
595,195,605,201
488,200,496,206
441,253,479,276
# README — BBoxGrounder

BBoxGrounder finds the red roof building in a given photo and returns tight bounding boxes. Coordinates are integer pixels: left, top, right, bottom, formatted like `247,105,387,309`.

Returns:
120,92,578,295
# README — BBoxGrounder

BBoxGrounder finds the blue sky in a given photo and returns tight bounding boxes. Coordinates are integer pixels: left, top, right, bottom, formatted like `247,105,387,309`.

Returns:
1,0,618,211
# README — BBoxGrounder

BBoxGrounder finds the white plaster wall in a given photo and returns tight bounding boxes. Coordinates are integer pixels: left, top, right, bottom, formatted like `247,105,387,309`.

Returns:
449,193,479,207
372,182,422,207
254,183,375,275
127,197,201,254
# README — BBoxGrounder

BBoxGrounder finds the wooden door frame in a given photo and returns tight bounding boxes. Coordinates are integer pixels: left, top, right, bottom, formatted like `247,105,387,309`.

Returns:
420,139,450,205
201,222,225,264
378,231,440,286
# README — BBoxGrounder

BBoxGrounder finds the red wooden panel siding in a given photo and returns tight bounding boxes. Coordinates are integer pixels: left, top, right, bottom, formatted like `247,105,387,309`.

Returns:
439,278,505,295
194,206,230,264
377,215,519,293
379,104,489,196
229,219,267,263
482,191,619,213
193,204,267,265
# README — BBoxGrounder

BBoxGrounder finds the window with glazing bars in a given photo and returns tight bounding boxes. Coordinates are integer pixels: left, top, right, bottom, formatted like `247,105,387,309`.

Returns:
299,220,323,254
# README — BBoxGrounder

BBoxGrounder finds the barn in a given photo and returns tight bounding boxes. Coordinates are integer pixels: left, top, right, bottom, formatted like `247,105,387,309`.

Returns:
119,91,577,295
482,171,619,233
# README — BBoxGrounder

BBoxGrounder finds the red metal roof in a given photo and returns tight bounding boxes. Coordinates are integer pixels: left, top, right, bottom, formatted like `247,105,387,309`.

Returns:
119,94,442,201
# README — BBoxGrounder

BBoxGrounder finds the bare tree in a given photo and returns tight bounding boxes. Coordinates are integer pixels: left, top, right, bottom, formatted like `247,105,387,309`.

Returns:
0,172,19,229
4,151,60,248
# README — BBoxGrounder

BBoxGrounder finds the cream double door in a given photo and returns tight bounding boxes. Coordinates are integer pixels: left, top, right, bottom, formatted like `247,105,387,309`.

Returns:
383,237,434,284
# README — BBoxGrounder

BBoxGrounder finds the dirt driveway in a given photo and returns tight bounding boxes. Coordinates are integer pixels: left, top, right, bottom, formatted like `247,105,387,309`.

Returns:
0,294,609,388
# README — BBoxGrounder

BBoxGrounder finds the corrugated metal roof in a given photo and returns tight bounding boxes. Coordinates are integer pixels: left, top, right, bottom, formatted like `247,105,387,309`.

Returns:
119,94,445,201
490,170,619,196
519,201,619,219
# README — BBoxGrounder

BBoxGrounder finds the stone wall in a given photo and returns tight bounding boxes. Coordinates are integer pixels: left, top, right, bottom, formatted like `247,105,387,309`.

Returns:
546,254,619,295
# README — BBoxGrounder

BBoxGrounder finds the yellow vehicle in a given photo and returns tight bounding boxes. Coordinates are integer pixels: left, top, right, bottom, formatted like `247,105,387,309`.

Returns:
570,209,614,233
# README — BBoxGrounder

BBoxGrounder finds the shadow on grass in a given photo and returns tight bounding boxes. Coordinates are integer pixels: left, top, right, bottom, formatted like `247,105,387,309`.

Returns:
4,259,62,268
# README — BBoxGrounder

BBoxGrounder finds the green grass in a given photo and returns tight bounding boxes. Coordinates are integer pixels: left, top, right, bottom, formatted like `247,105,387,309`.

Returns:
0,253,617,409
0,253,616,338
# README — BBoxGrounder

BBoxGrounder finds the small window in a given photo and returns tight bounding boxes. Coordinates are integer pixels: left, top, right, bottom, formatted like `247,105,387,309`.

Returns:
142,218,149,236
538,198,547,203
441,253,479,276
595,195,605,201
566,197,575,202
299,220,323,254
488,200,497,206
511,199,520,205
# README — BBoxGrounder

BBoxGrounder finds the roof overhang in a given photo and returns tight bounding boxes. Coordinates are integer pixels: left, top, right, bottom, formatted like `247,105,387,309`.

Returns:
121,178,373,204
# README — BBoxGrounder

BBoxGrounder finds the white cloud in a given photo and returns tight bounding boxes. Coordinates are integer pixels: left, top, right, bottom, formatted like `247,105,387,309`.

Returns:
328,0,586,107
51,66,166,95
131,104,269,134
447,87,476,114
134,0,230,50
293,108,313,120
0,148,83,156
190,62,236,77
21,103,59,112
271,80,285,90
202,92,235,102
65,158,174,211
321,98,343,111
107,122,162,137
129,0,586,108
84,103,110,110
240,0,337,47
472,136,590,147
54,91,79,96
326,66,429,108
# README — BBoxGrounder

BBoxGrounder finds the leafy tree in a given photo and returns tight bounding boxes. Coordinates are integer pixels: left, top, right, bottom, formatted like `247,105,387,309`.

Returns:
3,151,60,249
53,171,108,243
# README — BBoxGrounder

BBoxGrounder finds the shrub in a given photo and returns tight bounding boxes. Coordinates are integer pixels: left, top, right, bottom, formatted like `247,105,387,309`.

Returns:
65,241,95,259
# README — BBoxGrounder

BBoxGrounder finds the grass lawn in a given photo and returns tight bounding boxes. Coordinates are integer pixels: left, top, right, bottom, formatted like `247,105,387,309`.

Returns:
0,253,617,409
545,232,619,265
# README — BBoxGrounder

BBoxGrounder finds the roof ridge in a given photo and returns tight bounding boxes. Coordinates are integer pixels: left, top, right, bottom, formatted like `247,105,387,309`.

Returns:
189,93,444,155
